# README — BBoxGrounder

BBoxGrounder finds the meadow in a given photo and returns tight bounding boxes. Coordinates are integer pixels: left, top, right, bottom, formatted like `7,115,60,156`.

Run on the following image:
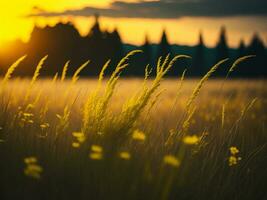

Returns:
0,51,266,200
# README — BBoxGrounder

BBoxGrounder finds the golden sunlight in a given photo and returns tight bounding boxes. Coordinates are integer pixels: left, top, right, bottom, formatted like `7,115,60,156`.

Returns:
0,0,266,47
0,0,110,44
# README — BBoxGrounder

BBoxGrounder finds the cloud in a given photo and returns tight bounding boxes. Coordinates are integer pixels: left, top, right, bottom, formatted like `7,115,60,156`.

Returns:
28,0,267,19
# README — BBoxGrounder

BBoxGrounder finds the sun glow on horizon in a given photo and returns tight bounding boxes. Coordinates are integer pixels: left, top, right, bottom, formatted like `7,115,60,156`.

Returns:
0,0,111,44
0,1,266,48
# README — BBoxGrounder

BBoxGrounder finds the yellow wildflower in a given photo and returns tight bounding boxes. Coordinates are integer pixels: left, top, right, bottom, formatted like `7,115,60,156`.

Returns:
24,168,42,179
72,132,86,146
24,157,43,179
183,135,199,145
230,146,239,155
228,146,241,166
163,155,180,167
72,132,84,138
119,151,131,160
229,156,237,166
132,129,146,141
77,136,85,143
24,157,37,164
27,165,43,172
91,145,103,153
72,142,80,148
89,152,103,160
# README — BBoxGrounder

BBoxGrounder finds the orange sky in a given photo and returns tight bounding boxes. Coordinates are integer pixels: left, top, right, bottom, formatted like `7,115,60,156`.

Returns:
0,0,266,48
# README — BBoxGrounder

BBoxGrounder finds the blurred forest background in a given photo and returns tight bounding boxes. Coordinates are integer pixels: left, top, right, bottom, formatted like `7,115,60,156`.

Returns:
0,15,266,78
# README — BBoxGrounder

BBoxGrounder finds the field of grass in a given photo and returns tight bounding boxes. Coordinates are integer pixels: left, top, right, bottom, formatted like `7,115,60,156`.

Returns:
0,52,267,200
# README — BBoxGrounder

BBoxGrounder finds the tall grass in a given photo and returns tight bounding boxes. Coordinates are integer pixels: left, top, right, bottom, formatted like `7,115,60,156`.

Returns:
82,50,142,135
0,55,27,93
0,51,266,200
61,61,70,82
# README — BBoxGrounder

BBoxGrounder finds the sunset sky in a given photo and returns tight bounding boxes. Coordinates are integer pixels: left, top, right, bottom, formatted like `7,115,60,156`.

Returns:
1,0,267,47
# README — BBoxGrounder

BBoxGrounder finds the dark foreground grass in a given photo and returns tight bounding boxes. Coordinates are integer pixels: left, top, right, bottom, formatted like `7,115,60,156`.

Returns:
0,53,267,200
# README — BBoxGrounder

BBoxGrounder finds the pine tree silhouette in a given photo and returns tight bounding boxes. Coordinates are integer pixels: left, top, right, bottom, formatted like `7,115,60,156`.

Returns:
142,35,152,66
234,39,247,77
247,33,266,77
88,14,102,40
237,39,246,57
85,14,106,75
157,29,172,59
110,28,124,61
192,32,206,77
105,28,124,75
215,26,230,76
216,26,229,61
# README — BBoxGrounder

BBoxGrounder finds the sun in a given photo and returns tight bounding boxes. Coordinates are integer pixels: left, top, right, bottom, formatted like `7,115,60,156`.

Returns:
0,0,111,44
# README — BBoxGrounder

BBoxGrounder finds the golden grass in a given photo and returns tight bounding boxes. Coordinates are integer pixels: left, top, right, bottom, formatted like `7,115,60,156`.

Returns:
0,51,266,200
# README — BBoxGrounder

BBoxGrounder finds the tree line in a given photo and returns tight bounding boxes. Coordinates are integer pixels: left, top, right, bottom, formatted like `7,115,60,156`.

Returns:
0,16,266,77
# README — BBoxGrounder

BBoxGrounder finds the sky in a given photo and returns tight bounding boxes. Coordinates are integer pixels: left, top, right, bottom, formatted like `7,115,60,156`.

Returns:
0,0,267,47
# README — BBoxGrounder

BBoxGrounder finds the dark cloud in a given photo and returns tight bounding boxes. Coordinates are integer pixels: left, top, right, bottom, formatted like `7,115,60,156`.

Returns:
28,0,267,19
